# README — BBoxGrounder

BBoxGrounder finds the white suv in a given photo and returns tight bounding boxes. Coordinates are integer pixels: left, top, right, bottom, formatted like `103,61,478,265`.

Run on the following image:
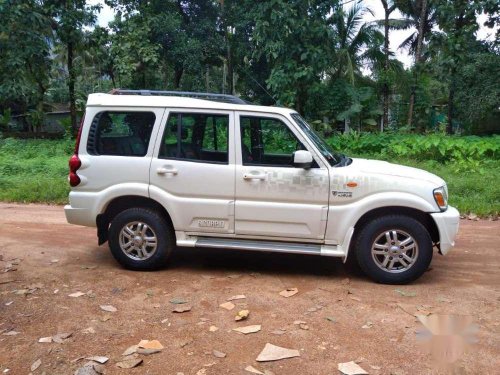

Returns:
65,90,459,284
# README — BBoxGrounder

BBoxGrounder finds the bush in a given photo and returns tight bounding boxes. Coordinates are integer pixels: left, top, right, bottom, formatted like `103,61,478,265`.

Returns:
327,132,500,164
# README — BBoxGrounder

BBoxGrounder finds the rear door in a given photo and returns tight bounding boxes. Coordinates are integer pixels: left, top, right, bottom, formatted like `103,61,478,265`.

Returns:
149,109,235,233
234,112,330,240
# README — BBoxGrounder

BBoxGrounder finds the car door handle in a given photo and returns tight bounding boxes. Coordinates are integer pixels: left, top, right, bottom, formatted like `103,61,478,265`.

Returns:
243,172,266,181
157,167,178,175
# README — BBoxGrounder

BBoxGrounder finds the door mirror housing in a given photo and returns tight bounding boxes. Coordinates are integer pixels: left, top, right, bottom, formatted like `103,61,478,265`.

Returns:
293,150,313,169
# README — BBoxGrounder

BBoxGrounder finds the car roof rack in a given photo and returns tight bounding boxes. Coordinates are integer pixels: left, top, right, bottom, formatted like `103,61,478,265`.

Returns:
108,89,248,105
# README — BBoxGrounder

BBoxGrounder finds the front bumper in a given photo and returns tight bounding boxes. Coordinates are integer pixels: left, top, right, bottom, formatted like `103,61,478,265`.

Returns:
431,206,460,255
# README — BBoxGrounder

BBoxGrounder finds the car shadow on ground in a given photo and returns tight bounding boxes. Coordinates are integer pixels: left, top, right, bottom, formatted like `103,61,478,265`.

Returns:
92,244,448,285
92,244,367,280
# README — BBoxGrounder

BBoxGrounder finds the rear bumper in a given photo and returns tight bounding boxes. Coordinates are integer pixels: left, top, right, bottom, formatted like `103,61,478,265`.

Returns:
431,206,460,255
64,205,96,227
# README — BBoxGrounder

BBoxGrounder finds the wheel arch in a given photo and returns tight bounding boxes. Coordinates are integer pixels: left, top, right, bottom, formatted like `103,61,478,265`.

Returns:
96,195,173,245
347,206,440,259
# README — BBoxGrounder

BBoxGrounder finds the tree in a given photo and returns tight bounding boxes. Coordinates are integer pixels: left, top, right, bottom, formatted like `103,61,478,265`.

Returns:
330,2,384,84
0,1,51,116
44,0,99,133
250,0,337,113
389,0,437,129
328,1,384,131
379,0,397,130
453,51,500,134
433,0,489,133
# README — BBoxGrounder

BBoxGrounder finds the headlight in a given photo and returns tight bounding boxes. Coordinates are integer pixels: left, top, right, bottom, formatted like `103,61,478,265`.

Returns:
433,186,448,211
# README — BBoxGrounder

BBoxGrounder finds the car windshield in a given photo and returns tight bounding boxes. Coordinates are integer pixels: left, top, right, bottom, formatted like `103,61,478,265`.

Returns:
291,114,346,166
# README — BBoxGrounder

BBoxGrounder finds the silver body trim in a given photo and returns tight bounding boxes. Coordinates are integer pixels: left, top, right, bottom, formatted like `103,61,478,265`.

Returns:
195,237,323,255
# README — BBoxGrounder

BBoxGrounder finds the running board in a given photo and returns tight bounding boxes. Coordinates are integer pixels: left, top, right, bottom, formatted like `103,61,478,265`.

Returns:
194,237,344,257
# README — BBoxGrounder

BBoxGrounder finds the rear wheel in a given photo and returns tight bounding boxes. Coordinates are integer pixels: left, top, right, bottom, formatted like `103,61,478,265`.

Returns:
108,207,174,270
354,215,433,284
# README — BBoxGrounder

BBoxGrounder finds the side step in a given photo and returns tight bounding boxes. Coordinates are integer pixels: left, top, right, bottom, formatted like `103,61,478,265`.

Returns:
195,237,344,257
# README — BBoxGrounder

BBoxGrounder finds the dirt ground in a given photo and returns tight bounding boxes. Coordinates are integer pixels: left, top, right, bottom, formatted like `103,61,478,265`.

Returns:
0,203,499,375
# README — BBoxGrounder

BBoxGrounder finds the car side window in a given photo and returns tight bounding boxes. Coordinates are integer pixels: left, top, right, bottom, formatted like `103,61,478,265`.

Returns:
159,113,229,164
240,116,307,167
87,111,155,156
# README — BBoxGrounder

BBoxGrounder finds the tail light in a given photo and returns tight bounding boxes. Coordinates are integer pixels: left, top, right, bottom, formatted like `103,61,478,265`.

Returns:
68,154,81,186
68,114,85,187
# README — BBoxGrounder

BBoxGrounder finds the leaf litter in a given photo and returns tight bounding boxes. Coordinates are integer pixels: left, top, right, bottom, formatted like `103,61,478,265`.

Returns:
256,343,300,362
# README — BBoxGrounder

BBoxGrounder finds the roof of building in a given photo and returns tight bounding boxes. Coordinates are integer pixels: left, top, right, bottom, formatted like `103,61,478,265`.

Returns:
86,93,296,116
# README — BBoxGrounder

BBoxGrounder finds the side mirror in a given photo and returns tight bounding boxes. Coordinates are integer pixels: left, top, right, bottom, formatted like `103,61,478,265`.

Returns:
293,150,313,169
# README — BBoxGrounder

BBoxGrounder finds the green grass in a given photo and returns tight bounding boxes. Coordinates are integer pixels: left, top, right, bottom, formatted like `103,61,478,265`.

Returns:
0,138,72,204
362,157,500,217
0,137,498,216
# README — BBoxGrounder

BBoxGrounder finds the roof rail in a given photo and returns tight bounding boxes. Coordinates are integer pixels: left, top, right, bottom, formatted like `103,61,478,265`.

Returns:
108,89,247,105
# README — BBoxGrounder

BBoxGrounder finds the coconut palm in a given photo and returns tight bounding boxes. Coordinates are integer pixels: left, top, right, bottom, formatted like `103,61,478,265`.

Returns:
329,1,385,85
386,0,438,128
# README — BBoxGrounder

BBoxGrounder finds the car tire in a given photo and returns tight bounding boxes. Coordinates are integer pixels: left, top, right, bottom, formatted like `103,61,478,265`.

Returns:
108,207,174,271
354,215,433,284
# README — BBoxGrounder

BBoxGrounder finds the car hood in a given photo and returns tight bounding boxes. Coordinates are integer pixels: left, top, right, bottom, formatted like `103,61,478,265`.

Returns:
351,158,445,186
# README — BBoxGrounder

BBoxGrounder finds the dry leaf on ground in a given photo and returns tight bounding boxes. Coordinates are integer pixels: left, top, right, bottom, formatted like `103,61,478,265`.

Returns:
245,365,264,374
85,356,109,364
256,343,300,362
138,339,164,350
212,350,226,358
31,358,41,372
68,291,86,298
227,295,246,301
235,309,250,321
74,362,105,375
3,331,19,336
232,325,261,334
116,358,143,369
279,288,298,298
82,327,96,334
172,305,192,313
99,305,117,313
219,301,235,310
338,361,368,375
122,345,138,356
52,332,72,343
271,329,286,335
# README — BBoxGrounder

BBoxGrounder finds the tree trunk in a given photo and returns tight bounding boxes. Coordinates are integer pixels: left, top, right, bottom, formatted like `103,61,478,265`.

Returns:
67,41,77,135
227,41,233,94
447,75,455,134
381,1,395,131
205,65,210,92
344,118,350,134
173,66,183,89
407,0,427,130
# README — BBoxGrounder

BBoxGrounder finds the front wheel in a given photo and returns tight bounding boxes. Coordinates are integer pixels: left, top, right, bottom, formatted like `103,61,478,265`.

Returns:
354,215,433,284
108,207,175,270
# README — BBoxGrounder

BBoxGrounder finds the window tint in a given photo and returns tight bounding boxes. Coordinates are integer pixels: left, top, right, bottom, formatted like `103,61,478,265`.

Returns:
240,116,305,166
159,113,229,163
87,111,155,156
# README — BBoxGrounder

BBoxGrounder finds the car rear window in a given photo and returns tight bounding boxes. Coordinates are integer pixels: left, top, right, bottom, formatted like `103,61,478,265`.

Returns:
87,111,156,156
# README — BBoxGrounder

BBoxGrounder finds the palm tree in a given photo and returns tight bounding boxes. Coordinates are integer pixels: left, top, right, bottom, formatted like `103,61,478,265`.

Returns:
379,0,397,130
390,0,437,129
328,1,385,132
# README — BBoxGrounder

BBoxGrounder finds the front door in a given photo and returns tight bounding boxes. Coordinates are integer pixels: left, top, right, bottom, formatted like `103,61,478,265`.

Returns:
234,113,330,240
150,109,235,233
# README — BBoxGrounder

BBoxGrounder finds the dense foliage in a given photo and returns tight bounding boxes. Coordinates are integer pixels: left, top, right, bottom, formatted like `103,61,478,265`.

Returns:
0,136,498,216
0,0,498,135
